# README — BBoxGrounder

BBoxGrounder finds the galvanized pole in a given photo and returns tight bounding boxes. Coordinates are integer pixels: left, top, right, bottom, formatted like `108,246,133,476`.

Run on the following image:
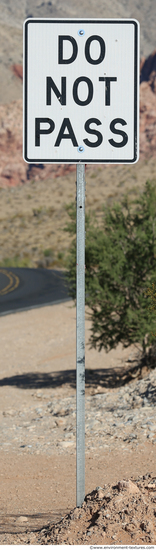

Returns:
76,163,85,508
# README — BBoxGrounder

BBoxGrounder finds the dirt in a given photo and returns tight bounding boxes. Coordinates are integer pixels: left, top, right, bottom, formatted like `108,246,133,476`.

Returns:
0,301,156,545
33,474,156,545
0,450,156,545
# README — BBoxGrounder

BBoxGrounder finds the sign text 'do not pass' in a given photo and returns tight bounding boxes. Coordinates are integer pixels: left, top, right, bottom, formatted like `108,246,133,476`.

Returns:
24,19,139,164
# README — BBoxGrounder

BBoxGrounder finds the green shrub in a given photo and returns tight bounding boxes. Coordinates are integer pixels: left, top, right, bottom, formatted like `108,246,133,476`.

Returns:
43,248,53,257
65,180,156,356
145,282,156,338
146,282,156,312
0,256,32,268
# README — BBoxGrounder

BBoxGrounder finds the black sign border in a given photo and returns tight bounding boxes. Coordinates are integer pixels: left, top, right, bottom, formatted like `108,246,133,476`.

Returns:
24,19,139,164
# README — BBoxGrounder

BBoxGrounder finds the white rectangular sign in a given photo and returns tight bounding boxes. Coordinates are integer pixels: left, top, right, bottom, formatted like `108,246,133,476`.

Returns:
23,19,139,164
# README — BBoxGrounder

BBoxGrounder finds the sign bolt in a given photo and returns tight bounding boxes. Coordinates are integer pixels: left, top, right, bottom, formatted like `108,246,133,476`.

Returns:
78,146,84,153
78,29,85,36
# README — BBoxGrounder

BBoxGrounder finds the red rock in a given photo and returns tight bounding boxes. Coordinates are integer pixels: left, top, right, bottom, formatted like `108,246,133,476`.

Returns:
11,64,23,81
140,81,156,158
139,50,156,158
140,50,156,93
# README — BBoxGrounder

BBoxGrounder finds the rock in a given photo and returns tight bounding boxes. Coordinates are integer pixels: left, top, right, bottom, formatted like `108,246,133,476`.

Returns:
114,495,124,506
3,409,15,417
35,391,43,398
131,519,139,528
57,441,74,448
146,520,154,533
11,64,23,81
117,480,140,494
97,489,105,500
49,420,57,429
140,520,154,533
125,523,136,532
16,516,28,523
146,483,156,490
140,50,156,92
55,417,66,427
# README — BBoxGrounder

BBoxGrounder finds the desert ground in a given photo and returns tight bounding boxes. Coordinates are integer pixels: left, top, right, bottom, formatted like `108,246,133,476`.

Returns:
0,301,156,544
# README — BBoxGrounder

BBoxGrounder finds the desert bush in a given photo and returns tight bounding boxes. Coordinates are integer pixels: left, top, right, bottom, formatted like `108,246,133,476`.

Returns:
146,282,156,313
145,281,156,339
65,180,156,359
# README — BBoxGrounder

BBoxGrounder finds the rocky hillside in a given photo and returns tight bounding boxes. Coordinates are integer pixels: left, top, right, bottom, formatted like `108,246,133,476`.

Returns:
0,50,155,189
140,50,156,158
0,0,155,189
0,0,156,104
0,0,155,57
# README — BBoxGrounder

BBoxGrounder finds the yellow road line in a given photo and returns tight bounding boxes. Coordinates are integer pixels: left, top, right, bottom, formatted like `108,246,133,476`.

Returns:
0,269,20,295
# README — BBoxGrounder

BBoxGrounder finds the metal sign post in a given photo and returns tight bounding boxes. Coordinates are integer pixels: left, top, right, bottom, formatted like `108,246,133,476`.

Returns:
76,163,85,507
23,18,139,510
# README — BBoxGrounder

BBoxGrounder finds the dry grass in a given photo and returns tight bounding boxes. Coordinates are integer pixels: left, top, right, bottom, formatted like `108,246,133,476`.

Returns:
0,157,155,268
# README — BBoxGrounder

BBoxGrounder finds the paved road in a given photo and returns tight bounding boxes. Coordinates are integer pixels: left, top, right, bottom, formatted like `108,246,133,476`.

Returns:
0,268,71,316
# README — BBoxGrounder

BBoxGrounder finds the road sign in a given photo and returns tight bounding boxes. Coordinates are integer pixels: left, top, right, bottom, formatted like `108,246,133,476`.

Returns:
23,18,139,164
